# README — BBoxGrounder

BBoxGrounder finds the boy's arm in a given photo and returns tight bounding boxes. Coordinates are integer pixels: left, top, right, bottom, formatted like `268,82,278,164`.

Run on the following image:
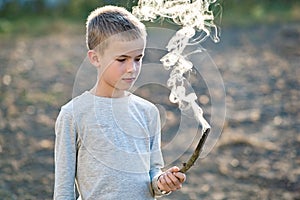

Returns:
54,109,77,200
149,106,186,197
148,106,169,197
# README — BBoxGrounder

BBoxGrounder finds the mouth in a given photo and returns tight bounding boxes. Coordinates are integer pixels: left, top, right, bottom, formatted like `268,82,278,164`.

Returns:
122,77,136,83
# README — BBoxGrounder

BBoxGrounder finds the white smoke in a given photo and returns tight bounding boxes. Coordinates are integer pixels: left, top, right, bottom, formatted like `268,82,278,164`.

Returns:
132,0,222,133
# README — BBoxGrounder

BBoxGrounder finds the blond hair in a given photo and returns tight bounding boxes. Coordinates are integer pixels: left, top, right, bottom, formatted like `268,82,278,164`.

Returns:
86,6,146,53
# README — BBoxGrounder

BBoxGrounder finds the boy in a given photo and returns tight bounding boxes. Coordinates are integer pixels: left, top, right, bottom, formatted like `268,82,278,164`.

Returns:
54,5,186,200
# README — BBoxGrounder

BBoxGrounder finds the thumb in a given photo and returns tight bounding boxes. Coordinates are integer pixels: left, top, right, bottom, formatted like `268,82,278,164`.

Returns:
166,166,180,173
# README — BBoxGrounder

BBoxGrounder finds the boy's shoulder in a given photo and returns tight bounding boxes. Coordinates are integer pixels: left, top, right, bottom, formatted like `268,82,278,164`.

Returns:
130,94,159,115
60,91,93,114
131,94,156,107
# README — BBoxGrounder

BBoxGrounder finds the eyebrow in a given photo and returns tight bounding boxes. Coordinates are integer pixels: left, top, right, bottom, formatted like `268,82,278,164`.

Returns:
116,54,144,58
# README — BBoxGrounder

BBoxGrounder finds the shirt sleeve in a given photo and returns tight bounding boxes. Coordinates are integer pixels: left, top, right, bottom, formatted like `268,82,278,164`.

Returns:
148,106,170,197
54,108,78,200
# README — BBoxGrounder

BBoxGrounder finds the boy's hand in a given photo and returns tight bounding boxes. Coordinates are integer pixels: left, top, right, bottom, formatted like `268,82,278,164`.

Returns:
157,166,186,193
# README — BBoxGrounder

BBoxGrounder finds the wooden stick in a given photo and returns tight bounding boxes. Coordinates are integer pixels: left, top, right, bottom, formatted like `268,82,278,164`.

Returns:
179,127,210,173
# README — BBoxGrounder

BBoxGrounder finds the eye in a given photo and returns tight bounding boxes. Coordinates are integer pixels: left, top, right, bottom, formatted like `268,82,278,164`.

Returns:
135,57,142,62
116,58,126,62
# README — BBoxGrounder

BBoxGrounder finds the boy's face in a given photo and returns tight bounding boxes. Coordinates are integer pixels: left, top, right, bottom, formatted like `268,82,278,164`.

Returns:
96,37,145,97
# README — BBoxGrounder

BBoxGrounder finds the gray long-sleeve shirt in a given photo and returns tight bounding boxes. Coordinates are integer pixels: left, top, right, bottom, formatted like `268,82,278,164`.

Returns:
54,91,165,200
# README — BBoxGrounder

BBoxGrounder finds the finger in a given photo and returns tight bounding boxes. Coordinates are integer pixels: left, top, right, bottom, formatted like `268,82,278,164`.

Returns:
165,172,182,190
173,172,186,183
158,174,172,192
167,172,181,185
162,173,175,190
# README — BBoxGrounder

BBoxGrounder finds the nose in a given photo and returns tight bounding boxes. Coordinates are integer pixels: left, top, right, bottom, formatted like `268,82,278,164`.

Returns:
126,60,137,73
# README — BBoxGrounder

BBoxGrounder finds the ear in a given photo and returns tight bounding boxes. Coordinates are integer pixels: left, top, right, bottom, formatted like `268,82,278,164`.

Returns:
87,50,101,68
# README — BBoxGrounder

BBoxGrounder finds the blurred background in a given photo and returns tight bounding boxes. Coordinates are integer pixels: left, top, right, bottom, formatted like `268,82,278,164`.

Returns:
0,0,299,199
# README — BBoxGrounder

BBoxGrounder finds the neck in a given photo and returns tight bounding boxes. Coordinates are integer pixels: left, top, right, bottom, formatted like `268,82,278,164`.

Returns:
89,86,128,98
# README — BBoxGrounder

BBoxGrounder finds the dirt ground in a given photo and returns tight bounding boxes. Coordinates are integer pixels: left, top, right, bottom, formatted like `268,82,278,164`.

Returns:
0,23,299,199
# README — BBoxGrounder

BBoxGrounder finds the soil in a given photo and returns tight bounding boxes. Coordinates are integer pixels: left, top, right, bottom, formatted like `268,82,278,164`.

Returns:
0,23,299,199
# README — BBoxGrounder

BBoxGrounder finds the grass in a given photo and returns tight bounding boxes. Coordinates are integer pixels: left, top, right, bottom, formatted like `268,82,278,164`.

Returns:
0,1,299,37
221,1,300,27
0,15,85,38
